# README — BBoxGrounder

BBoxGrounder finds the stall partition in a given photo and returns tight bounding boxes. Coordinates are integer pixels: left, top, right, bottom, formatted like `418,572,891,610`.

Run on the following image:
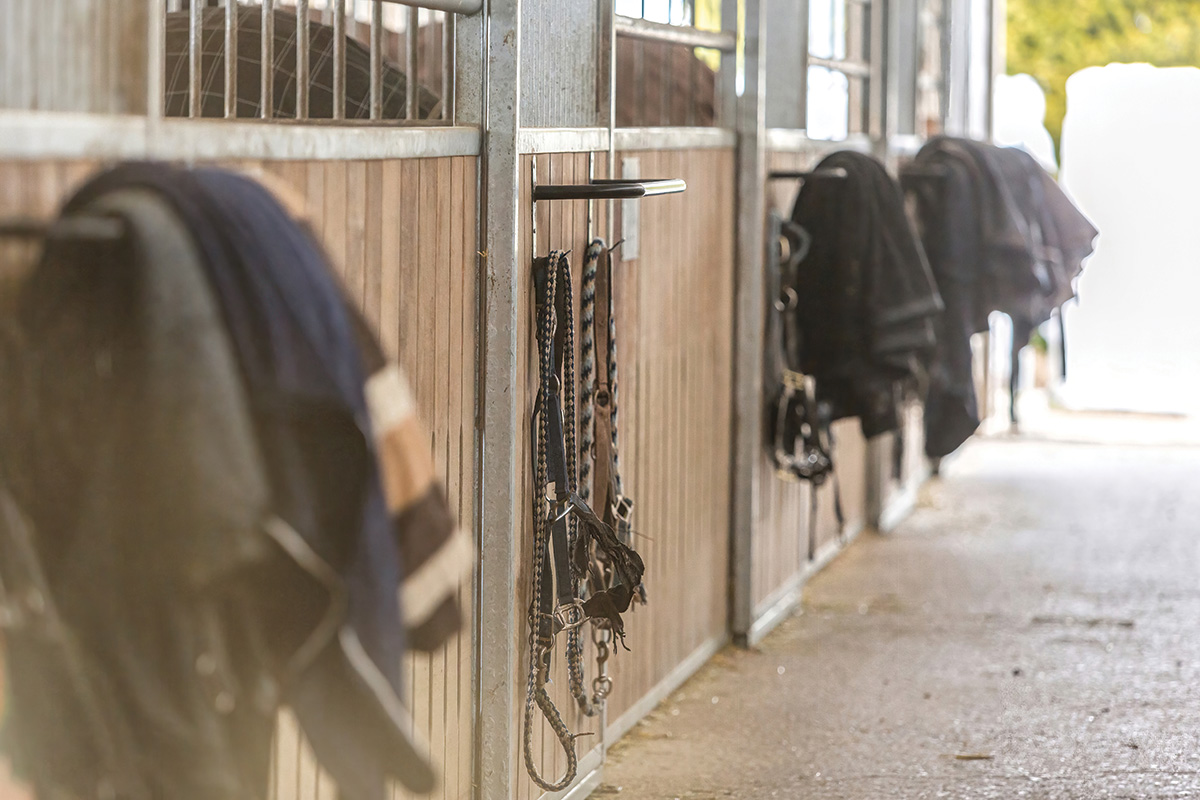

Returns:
0,153,481,800
510,143,735,799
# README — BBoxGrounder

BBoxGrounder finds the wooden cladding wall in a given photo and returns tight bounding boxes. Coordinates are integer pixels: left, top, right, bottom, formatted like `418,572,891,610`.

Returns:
513,147,735,799
601,148,734,727
0,156,479,800
752,422,868,613
752,148,874,613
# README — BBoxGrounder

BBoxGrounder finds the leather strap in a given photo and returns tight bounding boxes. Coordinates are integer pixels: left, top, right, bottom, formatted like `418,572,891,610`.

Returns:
767,212,833,484
592,246,614,530
532,256,575,651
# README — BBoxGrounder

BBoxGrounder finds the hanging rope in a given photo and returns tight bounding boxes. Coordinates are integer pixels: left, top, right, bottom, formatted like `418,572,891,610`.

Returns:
579,242,598,508
575,239,648,717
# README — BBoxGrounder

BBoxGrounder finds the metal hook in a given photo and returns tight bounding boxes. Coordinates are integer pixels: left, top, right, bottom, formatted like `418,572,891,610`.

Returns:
0,215,127,244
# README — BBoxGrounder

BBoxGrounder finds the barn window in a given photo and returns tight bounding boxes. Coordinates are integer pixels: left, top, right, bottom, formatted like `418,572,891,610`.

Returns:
806,0,876,140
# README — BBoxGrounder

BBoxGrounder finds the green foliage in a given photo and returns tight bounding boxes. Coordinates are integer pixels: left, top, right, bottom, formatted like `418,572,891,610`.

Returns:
1007,0,1200,150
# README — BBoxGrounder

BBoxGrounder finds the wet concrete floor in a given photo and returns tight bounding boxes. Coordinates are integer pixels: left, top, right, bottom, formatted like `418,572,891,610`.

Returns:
602,435,1200,799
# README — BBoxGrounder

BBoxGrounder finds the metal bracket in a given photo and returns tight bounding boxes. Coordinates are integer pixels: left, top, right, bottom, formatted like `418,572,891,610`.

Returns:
767,167,849,182
531,163,686,264
532,178,686,203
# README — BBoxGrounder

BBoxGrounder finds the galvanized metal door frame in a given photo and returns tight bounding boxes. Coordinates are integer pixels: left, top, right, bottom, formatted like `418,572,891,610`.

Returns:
727,0,767,645
474,0,523,798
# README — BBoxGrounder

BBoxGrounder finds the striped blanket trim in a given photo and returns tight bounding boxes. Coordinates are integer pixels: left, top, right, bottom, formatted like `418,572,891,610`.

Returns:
356,321,474,652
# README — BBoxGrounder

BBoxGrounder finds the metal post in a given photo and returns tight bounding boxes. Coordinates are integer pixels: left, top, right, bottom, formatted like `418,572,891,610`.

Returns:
370,0,384,119
870,0,888,152
476,0,521,797
603,0,616,244
296,0,310,118
261,0,275,118
441,11,455,122
224,0,238,118
188,0,203,116
728,0,767,644
146,0,166,118
406,6,419,119
332,0,346,119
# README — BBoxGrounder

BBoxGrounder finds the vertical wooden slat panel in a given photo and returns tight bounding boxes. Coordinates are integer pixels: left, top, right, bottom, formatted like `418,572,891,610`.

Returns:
363,161,384,331
427,154,452,800
442,155,465,800
456,154,477,800
398,159,421,373
323,163,349,281
344,160,368,306
410,156,438,793
378,160,403,360
305,163,327,243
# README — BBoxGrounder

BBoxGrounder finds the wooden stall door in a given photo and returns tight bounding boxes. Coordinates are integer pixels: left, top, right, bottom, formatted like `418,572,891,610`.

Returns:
262,156,480,800
601,147,735,739
510,146,735,800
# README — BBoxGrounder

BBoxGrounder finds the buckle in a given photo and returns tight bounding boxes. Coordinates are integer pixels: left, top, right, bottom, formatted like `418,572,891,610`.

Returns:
552,600,587,633
611,494,634,524
774,286,799,313
550,489,592,524
781,370,806,391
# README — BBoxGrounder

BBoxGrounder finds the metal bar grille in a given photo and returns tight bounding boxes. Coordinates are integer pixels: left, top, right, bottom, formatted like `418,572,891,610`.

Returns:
163,0,459,124
440,10,453,122
614,15,735,52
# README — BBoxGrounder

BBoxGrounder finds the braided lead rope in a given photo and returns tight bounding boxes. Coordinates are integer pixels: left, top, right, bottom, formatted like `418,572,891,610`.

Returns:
605,245,626,505
560,255,580,566
578,241,601,505
559,252,603,718
571,240,613,717
523,252,580,792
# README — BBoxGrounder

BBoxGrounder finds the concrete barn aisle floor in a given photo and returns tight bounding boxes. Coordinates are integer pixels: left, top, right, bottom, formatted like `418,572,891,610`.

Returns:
601,434,1200,799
